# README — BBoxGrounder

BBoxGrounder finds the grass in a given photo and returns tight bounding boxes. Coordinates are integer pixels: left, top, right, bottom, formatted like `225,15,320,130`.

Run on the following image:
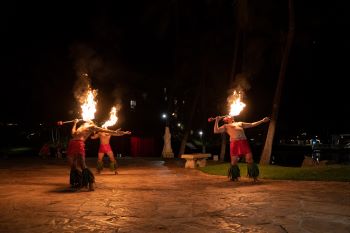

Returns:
198,162,350,182
0,147,37,157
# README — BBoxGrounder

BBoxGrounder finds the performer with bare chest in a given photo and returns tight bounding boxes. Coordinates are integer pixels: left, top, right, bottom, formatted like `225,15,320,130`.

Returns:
66,119,125,191
91,129,131,174
214,116,270,181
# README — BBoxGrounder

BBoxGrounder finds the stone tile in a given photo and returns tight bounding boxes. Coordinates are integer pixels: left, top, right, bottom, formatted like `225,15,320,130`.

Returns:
0,157,349,233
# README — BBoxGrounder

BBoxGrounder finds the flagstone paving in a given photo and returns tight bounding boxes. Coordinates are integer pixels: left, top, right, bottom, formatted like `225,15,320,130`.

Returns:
0,156,349,233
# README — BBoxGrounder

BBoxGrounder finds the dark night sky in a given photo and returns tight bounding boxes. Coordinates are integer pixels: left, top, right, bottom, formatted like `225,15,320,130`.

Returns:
1,1,174,123
1,0,349,138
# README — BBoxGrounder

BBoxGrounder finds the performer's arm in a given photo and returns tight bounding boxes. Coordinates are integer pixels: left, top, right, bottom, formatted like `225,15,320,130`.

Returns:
71,119,79,135
110,130,132,136
92,125,124,134
241,117,270,128
214,116,225,134
90,132,99,139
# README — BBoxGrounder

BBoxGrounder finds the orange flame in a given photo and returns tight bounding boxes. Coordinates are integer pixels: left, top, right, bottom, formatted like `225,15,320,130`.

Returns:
102,106,118,128
81,88,97,121
228,90,246,116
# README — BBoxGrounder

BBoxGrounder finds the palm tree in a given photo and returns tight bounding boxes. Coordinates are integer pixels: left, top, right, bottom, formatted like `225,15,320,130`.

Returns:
260,0,295,165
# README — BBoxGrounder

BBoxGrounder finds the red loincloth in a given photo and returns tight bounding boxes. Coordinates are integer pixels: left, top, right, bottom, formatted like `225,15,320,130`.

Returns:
99,144,112,153
67,140,85,157
230,139,251,157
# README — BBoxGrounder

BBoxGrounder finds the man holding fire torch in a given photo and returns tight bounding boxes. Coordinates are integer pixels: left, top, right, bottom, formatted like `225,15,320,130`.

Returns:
65,119,125,191
91,129,131,174
213,115,270,181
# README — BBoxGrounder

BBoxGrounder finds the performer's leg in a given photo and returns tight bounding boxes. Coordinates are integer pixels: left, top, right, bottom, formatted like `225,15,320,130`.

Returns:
228,155,240,181
68,155,82,189
245,152,259,181
77,154,87,169
107,152,118,174
67,154,75,169
79,155,95,191
96,153,104,174
228,141,240,181
245,152,254,164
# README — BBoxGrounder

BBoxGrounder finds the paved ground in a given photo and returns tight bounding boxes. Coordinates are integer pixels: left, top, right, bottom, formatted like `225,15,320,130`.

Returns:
0,156,349,233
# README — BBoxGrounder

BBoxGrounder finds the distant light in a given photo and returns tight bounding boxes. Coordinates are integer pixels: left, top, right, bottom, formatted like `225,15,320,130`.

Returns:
130,100,136,109
198,130,203,136
142,92,147,100
26,132,36,139
162,113,167,119
177,123,181,127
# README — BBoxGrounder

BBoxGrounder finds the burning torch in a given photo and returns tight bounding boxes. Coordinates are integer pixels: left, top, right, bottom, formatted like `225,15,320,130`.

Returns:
57,86,98,126
56,119,84,126
207,115,230,122
208,90,246,123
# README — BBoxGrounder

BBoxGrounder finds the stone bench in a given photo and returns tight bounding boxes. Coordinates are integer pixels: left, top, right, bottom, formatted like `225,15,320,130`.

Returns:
181,153,211,168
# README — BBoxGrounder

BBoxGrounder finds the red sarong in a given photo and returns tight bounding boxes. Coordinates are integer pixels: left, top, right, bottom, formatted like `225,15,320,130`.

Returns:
230,139,251,157
98,144,112,153
67,140,85,157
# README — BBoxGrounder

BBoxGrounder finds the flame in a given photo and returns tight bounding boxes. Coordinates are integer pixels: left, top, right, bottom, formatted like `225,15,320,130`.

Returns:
228,90,246,116
81,88,97,121
102,106,118,128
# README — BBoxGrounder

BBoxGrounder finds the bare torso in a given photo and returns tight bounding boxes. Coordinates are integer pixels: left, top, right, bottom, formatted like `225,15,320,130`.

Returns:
97,132,112,145
72,126,95,141
225,122,247,141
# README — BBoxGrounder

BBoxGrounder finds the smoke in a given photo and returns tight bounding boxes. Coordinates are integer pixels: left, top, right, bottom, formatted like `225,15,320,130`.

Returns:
110,86,123,100
225,73,251,116
231,73,251,93
70,44,95,103
73,73,94,104
70,43,116,87
228,72,251,102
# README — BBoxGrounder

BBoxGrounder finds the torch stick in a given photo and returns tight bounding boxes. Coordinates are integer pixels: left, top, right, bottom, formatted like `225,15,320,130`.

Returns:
57,119,83,126
207,115,230,122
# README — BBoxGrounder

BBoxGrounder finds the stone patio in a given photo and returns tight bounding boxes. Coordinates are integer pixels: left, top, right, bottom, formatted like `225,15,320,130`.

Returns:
0,156,349,233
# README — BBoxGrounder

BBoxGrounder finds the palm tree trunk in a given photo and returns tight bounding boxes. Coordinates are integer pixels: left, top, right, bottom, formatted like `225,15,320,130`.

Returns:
220,0,245,160
219,133,226,161
260,0,295,165
178,87,200,156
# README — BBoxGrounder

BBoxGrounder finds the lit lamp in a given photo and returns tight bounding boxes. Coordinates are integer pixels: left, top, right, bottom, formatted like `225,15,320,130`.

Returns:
198,130,205,153
198,130,203,137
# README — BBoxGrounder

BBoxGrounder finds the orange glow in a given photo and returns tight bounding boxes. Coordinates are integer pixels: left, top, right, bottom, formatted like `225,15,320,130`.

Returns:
102,106,118,128
228,90,246,116
81,87,97,121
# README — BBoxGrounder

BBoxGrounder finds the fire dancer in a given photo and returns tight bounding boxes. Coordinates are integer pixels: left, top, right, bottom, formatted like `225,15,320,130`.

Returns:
67,119,124,191
213,115,270,181
91,129,131,174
